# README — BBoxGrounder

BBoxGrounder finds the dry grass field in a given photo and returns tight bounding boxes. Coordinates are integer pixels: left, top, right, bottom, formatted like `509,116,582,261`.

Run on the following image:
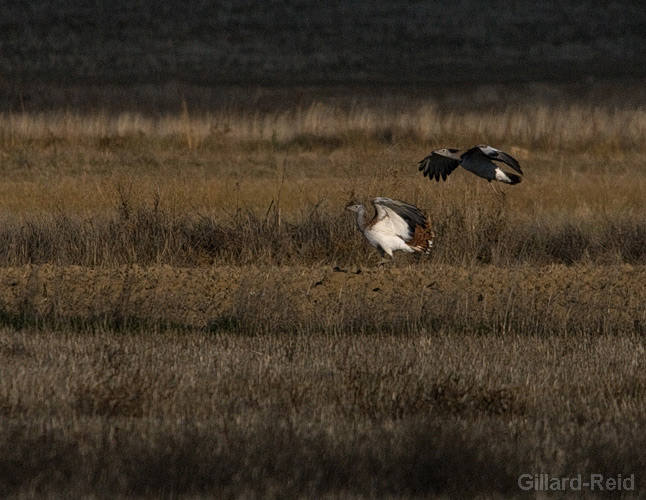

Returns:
2,82,646,498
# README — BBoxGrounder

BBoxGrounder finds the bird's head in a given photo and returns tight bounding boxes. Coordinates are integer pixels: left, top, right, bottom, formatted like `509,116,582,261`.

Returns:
345,203,363,213
434,148,460,158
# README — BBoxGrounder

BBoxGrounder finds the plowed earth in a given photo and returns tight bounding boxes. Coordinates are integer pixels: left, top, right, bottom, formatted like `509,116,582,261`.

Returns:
1,264,644,334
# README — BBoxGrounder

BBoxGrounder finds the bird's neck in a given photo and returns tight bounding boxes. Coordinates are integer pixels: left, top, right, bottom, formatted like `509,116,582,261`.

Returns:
354,206,366,231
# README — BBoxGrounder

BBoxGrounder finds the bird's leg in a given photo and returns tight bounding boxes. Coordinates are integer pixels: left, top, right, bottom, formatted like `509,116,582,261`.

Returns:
496,183,507,203
375,246,391,266
488,181,506,203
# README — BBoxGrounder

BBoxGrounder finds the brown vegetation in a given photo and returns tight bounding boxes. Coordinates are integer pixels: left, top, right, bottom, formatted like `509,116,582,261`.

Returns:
2,320,646,498
1,85,646,498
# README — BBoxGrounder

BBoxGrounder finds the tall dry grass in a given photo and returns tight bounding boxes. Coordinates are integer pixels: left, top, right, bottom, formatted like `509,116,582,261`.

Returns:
0,95,646,267
1,193,646,267
2,100,646,150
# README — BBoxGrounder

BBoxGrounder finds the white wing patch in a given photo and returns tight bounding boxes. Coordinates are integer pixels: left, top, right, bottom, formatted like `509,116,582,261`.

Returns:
494,167,511,182
372,204,412,240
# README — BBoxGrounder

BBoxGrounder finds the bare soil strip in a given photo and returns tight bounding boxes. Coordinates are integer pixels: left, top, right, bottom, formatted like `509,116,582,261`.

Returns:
2,264,644,335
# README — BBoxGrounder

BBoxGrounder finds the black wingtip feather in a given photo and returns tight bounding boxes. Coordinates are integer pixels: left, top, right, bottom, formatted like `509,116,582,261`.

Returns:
506,173,522,185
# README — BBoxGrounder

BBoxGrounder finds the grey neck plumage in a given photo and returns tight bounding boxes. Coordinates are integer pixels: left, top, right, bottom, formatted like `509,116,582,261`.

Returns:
353,205,366,231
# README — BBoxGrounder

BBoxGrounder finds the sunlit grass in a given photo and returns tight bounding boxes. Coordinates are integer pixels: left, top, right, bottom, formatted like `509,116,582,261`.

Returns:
2,100,646,149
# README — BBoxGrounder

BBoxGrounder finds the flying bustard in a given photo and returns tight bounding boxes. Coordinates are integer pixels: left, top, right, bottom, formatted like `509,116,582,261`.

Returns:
346,197,434,260
418,145,523,185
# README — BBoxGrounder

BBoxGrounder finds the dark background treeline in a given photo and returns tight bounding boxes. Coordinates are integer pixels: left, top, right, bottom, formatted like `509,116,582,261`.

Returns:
2,1,645,95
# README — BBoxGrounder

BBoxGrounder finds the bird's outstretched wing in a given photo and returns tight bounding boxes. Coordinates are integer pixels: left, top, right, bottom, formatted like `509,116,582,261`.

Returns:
460,147,499,178
476,145,523,175
372,197,427,240
418,152,461,181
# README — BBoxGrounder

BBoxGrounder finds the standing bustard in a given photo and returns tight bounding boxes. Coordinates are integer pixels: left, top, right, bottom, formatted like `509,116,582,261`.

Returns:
418,145,523,185
346,197,434,259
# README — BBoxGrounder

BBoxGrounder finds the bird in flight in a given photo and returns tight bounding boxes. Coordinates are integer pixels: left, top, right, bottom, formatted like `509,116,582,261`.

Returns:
346,197,433,260
418,145,523,185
